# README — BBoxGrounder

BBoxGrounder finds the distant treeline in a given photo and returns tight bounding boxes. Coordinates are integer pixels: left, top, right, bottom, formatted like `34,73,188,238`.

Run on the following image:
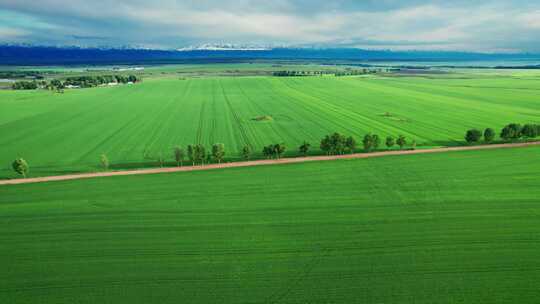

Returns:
11,81,39,90
272,69,375,77
273,70,324,77
11,74,141,90
63,75,140,88
0,71,45,79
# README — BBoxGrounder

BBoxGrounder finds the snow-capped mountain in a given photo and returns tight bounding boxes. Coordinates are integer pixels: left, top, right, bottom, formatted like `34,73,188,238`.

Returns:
176,43,271,51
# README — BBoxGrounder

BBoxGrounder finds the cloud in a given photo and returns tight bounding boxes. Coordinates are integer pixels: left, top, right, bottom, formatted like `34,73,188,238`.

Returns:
0,1,539,52
0,27,27,39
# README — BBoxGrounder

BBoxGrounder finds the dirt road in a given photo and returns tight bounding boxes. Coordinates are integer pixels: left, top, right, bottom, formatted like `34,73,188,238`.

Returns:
1,141,538,186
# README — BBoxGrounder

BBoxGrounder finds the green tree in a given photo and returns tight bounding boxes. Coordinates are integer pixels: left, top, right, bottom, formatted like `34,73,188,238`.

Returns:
330,132,346,154
263,145,274,159
100,154,109,170
12,158,29,178
396,135,407,150
386,136,395,149
194,145,206,165
465,129,482,143
274,143,286,159
411,140,417,150
522,124,538,138
363,134,373,152
372,134,381,151
500,123,522,140
211,143,225,164
242,145,251,160
173,146,184,166
299,141,311,156
345,136,356,154
206,152,212,165
187,145,195,165
157,151,165,168
484,128,495,143
320,135,331,155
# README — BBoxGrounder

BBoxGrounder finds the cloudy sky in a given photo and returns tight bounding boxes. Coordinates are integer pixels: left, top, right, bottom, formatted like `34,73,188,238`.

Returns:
1,0,539,52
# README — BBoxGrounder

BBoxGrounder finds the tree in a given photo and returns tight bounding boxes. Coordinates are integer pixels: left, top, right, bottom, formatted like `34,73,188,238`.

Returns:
194,145,206,165
522,124,538,138
411,140,417,150
173,146,185,166
12,81,38,90
465,129,482,143
299,141,311,156
157,151,165,168
330,132,346,154
211,143,225,164
500,123,522,140
345,136,356,154
386,136,395,149
50,79,64,89
363,134,373,152
206,152,212,165
320,135,331,155
396,135,406,150
187,145,195,165
484,128,495,143
12,158,29,178
100,154,109,170
372,134,380,151
263,145,274,159
274,143,286,159
242,145,251,160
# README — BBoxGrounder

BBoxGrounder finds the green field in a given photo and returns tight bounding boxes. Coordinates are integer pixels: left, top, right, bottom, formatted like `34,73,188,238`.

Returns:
1,146,539,303
1,72,540,178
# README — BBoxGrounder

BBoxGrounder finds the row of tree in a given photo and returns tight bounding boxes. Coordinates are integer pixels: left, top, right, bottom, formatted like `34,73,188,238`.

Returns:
0,70,45,79
335,69,376,77
11,125,538,177
272,70,374,77
319,132,411,155
11,81,38,90
63,75,140,88
11,74,141,90
262,144,286,159
465,123,540,143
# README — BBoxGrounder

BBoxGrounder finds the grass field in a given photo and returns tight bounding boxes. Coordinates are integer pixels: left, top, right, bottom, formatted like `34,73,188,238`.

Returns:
1,72,540,178
1,146,539,303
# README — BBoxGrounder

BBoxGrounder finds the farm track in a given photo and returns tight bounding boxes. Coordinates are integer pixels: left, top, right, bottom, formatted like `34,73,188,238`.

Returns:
1,141,538,186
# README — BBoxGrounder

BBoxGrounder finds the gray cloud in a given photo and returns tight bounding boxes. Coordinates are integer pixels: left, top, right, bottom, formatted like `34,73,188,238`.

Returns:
0,0,539,52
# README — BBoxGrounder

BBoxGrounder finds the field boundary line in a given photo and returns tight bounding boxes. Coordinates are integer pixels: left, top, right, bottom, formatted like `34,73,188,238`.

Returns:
1,141,539,186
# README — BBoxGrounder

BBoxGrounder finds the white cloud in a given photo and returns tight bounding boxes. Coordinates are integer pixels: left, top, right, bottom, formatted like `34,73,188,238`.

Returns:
0,1,539,52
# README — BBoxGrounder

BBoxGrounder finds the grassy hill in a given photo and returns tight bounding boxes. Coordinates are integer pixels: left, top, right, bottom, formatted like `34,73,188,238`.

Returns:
1,146,539,303
1,73,539,178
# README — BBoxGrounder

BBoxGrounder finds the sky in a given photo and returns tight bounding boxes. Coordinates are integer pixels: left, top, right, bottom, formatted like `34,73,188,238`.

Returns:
0,0,539,52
